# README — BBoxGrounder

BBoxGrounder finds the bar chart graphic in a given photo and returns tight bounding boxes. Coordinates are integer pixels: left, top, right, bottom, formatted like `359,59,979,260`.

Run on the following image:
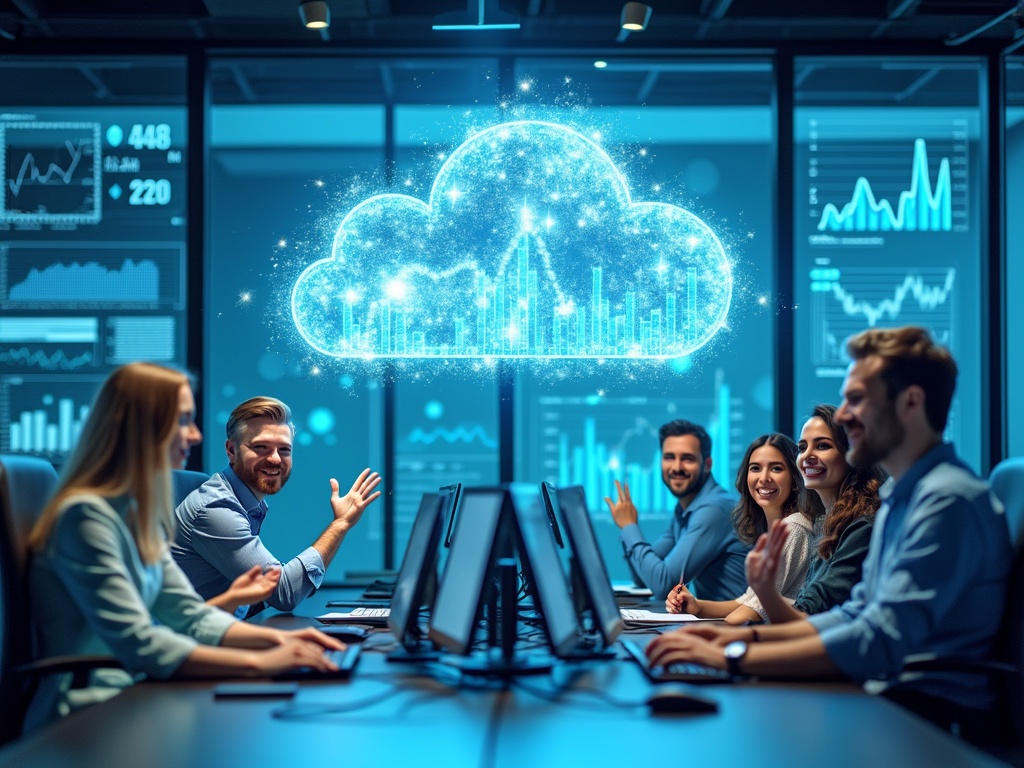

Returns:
804,115,969,236
0,377,100,456
292,119,732,361
537,372,742,518
334,234,703,359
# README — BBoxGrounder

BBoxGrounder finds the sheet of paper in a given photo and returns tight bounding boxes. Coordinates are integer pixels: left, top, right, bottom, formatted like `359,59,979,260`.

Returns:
618,609,708,623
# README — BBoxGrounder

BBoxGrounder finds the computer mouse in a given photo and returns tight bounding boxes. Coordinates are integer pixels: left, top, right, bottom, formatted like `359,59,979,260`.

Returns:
319,624,371,643
645,683,719,714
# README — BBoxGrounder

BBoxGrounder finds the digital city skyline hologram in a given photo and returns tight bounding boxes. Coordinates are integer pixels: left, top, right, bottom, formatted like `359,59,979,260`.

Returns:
291,120,732,360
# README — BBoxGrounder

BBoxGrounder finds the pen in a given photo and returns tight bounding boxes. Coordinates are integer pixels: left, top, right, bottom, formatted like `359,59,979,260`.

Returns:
325,600,390,608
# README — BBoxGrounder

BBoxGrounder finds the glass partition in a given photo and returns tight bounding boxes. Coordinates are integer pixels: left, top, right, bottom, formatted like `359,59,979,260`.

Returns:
1006,59,1024,459
793,57,986,470
511,58,776,581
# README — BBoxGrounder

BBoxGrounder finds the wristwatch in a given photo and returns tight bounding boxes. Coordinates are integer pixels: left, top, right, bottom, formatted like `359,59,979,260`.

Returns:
723,640,749,677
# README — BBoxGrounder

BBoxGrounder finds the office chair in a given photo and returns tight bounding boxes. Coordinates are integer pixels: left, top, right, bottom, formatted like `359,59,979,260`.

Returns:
990,457,1024,547
172,468,210,508
0,455,122,745
898,462,1024,752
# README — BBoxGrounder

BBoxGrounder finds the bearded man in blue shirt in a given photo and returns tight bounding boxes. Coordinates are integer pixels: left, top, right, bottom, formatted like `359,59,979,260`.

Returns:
172,396,381,618
606,419,746,601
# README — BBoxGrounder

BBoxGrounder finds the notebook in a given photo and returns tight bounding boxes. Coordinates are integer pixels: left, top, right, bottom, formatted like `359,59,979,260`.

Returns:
272,644,363,681
620,639,731,684
318,606,391,628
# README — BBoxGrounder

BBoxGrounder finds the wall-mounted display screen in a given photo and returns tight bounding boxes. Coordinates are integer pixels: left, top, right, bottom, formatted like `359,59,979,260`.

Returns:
0,59,188,460
793,59,984,470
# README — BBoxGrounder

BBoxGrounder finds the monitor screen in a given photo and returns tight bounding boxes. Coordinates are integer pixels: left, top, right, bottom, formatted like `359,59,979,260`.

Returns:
555,485,624,646
387,492,445,649
428,489,505,655
440,482,463,549
539,481,565,548
508,484,580,658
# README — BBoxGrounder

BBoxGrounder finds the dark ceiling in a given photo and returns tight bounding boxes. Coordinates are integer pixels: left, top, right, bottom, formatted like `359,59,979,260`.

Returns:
0,1,1022,49
1,2,1019,108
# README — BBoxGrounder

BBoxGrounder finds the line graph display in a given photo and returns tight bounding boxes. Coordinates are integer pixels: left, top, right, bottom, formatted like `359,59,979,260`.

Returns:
0,317,100,372
809,264,955,368
1,244,183,308
0,122,102,224
406,423,498,449
393,384,500,560
805,116,969,236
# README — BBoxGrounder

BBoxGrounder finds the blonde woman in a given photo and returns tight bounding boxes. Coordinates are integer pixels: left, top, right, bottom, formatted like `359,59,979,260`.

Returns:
26,363,341,728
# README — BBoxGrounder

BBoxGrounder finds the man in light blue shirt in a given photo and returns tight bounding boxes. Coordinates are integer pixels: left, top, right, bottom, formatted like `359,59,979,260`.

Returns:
172,396,381,618
606,419,745,601
647,327,1013,742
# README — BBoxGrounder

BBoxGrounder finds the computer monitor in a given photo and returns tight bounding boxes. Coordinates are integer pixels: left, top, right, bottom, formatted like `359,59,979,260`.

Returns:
428,486,581,663
507,484,580,658
387,492,446,653
428,489,506,656
555,485,624,647
539,481,565,548
440,482,463,549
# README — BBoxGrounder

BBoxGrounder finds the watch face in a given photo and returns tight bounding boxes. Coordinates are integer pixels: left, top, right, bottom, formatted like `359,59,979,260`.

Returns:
724,641,747,659
724,640,748,676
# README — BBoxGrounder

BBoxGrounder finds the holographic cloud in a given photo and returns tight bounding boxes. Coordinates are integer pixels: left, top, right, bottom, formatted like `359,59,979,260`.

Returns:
292,120,731,359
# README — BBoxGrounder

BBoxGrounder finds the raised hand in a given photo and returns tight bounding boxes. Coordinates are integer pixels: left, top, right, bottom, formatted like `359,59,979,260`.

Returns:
603,479,639,529
745,519,790,598
330,468,383,530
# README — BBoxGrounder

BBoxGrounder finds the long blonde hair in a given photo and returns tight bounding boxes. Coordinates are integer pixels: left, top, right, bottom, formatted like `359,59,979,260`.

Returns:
29,363,187,563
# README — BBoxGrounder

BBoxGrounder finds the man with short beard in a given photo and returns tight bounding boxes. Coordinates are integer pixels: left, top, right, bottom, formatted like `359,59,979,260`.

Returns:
172,396,381,619
605,419,745,601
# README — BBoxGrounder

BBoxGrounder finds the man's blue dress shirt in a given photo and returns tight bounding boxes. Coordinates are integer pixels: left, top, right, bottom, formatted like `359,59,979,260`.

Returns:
808,443,1012,710
619,476,747,600
172,466,326,618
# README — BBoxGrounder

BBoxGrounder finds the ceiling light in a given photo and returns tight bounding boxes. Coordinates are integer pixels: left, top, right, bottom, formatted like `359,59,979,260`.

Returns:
620,2,652,32
299,1,330,29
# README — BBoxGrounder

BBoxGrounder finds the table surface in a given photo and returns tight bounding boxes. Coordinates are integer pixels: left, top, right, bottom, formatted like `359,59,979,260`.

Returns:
0,588,1010,768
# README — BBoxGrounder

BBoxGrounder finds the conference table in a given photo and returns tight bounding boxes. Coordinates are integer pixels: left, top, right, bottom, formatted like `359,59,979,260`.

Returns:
0,587,1010,768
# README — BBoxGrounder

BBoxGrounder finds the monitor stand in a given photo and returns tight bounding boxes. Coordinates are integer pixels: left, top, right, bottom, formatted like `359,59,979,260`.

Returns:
443,648,553,677
386,644,443,663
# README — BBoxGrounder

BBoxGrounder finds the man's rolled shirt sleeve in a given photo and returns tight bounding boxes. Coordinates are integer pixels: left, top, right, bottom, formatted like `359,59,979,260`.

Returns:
188,504,325,612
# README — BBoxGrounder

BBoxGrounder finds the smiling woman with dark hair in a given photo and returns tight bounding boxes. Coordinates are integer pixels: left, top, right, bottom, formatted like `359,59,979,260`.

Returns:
665,433,820,625
744,404,884,623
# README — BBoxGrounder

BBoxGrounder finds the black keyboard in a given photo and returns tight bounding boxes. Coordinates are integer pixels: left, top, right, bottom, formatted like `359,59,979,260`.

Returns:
620,640,731,684
273,645,362,681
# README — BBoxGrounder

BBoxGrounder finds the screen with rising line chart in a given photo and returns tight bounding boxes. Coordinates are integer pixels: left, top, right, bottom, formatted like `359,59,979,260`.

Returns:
794,107,982,469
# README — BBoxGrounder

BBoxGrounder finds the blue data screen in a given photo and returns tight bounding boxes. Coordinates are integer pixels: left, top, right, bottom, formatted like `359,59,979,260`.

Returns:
1,97,188,460
793,102,984,470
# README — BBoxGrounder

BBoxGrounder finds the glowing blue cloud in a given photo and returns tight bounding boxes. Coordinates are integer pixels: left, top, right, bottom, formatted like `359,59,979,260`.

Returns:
292,120,731,359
